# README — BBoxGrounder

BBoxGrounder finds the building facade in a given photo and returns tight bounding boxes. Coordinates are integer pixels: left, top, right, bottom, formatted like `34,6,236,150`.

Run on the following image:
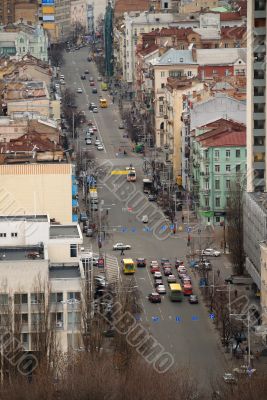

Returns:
191,119,246,225
247,0,266,192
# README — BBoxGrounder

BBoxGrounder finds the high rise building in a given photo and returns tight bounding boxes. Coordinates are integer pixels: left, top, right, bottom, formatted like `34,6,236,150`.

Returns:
247,0,266,192
0,0,15,24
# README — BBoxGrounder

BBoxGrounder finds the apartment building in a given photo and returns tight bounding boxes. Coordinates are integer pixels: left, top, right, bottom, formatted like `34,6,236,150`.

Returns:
247,0,266,192
191,119,246,225
40,0,71,43
179,0,219,14
0,215,84,352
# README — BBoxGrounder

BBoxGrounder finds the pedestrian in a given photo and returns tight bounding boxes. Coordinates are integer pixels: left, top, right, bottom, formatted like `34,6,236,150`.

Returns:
120,249,124,256
182,214,185,223
234,289,238,298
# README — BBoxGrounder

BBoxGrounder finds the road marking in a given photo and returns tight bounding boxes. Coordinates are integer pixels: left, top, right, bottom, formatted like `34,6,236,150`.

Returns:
111,170,128,175
158,307,164,320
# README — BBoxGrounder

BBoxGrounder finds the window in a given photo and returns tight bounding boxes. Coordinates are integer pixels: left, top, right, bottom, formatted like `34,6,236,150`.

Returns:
159,104,164,113
226,165,231,172
14,293,28,305
236,164,241,172
161,83,165,89
226,179,231,189
30,293,44,304
214,150,219,160
160,71,165,77
236,149,240,158
0,233,6,237
225,43,229,48
20,38,24,43
215,165,220,172
67,292,81,301
226,197,230,207
215,197,220,207
68,312,81,328
70,244,77,258
204,197,209,207
169,70,183,78
180,58,184,62
50,292,63,304
22,47,25,52
215,180,220,190
21,313,28,323
11,232,17,237
22,333,28,344
215,216,220,223
226,149,230,159
0,294,8,305
187,71,192,77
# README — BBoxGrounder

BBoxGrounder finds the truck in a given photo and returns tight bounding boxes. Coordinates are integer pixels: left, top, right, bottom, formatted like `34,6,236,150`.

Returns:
225,275,253,285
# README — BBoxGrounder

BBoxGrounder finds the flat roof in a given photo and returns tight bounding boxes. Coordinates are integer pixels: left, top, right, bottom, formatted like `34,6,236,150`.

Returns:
49,265,80,279
0,215,48,222
0,246,44,261
50,225,80,239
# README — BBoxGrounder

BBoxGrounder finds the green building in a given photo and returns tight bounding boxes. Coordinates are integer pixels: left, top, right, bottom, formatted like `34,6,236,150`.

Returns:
191,119,246,225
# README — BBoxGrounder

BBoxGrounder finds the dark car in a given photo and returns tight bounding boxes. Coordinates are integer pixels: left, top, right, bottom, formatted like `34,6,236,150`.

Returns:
161,258,170,266
154,279,163,288
92,87,98,94
85,70,89,74
189,295,198,304
136,258,146,267
79,212,88,222
148,194,157,202
164,267,172,276
103,329,115,338
89,102,96,110
87,57,92,62
148,293,161,303
81,75,86,80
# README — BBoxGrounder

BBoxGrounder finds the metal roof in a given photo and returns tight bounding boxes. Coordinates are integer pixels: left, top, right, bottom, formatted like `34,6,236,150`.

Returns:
154,48,197,66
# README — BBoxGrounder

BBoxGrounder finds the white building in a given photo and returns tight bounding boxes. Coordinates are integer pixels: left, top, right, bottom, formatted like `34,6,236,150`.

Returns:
0,215,84,352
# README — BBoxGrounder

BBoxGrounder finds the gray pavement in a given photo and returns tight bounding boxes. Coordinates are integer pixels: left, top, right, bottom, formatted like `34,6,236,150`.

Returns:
61,47,228,390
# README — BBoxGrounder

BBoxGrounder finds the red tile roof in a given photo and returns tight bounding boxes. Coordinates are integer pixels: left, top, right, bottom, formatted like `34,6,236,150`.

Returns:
220,26,246,40
114,0,150,15
138,43,159,56
196,119,246,147
0,133,62,153
220,12,242,21
143,27,194,38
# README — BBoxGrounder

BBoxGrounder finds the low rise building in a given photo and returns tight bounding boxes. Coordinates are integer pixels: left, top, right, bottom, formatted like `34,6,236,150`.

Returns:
0,163,78,224
179,0,219,14
191,119,246,225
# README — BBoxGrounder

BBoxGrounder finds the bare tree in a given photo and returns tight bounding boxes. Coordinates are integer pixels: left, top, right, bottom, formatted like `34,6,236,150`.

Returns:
49,44,64,67
226,177,245,275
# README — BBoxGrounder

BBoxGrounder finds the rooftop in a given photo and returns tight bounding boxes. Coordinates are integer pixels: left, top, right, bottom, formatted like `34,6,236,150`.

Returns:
219,11,242,21
195,118,246,147
50,225,81,239
115,0,150,16
0,215,48,222
0,245,44,261
49,265,81,279
0,133,62,153
196,48,246,65
153,48,197,66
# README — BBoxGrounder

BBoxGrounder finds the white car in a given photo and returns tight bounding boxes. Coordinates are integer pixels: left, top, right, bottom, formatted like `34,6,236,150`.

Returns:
97,144,104,151
113,243,131,251
77,88,83,93
142,215,149,223
202,248,221,257
86,139,92,145
154,271,162,279
95,140,101,146
156,284,166,295
93,107,98,113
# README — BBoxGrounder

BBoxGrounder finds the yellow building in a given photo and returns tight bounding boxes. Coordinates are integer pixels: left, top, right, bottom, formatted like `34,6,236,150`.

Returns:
0,163,74,224
179,0,219,14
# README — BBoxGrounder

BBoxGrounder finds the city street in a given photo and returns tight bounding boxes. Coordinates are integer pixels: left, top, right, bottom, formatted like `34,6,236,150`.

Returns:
61,47,228,389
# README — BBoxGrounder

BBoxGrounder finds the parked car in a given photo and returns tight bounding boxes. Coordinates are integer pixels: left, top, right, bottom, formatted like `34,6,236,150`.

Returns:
189,295,198,304
77,88,83,93
91,203,98,211
119,122,125,129
113,243,131,250
95,139,101,146
223,373,237,384
148,194,157,201
148,293,161,303
202,248,221,257
86,228,93,237
79,212,88,222
97,144,104,151
142,215,149,223
86,138,92,145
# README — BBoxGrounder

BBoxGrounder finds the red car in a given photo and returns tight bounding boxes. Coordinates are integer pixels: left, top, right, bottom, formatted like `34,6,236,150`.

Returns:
150,265,160,274
90,81,95,86
148,293,161,303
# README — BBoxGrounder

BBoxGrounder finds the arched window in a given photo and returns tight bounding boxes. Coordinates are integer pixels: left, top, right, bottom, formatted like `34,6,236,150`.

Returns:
160,122,164,130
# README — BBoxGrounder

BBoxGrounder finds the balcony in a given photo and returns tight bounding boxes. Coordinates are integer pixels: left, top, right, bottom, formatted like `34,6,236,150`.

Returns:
254,27,266,36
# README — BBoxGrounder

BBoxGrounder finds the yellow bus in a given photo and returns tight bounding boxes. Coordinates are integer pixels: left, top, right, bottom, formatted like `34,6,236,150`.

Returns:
169,283,183,302
99,98,108,108
122,258,136,275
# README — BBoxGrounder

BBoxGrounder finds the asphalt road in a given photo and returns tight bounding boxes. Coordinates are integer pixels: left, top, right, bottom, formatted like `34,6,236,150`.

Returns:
61,47,228,390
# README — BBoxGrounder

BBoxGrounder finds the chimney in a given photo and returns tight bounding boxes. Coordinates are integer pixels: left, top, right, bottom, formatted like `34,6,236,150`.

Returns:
192,47,197,62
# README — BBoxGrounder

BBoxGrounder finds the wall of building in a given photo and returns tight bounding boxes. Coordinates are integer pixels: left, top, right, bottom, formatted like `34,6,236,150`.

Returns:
14,2,38,24
198,65,234,80
70,0,88,32
7,98,50,118
0,218,50,246
0,164,73,224
48,242,82,264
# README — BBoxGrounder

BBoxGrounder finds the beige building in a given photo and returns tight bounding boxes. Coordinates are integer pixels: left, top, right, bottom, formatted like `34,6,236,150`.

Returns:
164,78,206,181
70,0,88,33
14,1,38,25
0,163,74,224
179,0,219,14
151,48,198,148
260,242,267,325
